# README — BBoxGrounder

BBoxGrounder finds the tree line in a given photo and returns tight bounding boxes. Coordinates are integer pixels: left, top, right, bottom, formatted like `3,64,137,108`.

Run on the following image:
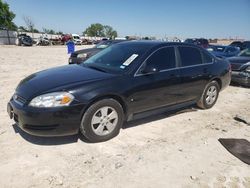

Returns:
0,0,118,38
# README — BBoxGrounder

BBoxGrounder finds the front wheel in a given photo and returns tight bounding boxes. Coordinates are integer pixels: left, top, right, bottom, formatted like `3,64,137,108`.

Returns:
197,81,220,109
80,99,124,142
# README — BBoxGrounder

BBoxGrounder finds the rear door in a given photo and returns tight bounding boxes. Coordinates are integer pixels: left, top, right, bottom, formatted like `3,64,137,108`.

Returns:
129,46,181,113
177,46,213,103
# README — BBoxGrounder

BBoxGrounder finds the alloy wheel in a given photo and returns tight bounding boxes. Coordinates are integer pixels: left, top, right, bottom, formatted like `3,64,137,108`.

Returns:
205,85,217,105
91,106,118,136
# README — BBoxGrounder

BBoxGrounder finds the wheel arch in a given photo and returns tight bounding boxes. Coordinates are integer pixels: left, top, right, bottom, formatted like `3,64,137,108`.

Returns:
210,77,222,90
80,94,128,118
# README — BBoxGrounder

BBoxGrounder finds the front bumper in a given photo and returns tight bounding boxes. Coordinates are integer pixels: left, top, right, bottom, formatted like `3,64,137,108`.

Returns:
7,99,85,137
231,71,250,87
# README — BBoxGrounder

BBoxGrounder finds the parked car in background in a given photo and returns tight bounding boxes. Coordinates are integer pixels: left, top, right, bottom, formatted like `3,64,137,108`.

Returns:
229,41,250,51
68,40,126,64
8,41,231,142
229,41,244,50
242,41,250,49
226,48,250,87
16,34,33,46
207,45,240,58
72,34,82,45
36,36,50,46
184,38,209,48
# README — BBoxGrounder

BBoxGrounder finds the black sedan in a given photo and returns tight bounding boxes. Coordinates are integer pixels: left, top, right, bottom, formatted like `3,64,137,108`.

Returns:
8,41,231,142
68,40,125,64
227,48,250,87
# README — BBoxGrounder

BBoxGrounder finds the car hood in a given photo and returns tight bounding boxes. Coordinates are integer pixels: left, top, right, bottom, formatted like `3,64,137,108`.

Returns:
16,64,114,100
226,56,250,64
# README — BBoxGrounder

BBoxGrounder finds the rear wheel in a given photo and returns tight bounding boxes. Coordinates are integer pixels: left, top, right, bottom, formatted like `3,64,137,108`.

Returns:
197,81,220,109
80,99,124,142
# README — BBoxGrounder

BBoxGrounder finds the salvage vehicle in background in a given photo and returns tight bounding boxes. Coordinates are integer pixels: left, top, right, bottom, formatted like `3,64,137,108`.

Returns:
72,34,82,45
68,40,126,64
36,36,51,46
8,41,231,142
242,41,250,49
227,48,250,87
61,34,71,45
16,34,33,46
230,41,250,51
184,38,209,48
207,45,240,58
229,41,244,50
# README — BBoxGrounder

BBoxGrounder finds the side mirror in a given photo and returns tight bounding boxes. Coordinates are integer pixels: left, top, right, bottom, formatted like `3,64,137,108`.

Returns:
141,65,159,74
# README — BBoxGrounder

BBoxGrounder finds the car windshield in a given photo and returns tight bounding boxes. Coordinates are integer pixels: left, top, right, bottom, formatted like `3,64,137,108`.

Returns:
81,43,151,74
238,48,250,57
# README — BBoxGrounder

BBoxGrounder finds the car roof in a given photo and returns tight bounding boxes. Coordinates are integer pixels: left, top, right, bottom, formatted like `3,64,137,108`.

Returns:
117,40,196,47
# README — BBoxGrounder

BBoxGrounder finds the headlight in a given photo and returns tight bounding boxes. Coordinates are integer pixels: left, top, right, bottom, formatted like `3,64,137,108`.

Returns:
77,53,88,58
29,92,74,108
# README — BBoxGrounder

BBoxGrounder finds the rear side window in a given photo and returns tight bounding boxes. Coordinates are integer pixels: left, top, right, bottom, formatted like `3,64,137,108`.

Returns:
202,51,213,63
178,46,202,66
146,47,176,70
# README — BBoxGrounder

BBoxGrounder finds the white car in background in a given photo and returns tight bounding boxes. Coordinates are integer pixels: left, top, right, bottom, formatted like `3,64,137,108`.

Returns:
72,34,82,45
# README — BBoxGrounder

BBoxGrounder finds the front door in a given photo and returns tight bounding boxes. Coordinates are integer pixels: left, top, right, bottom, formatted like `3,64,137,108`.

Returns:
128,46,181,114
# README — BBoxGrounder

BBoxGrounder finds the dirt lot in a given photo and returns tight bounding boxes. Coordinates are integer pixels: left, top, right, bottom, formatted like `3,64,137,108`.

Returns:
0,45,249,188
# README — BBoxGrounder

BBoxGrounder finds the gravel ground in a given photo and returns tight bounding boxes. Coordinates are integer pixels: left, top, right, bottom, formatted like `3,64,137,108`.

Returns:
0,45,249,188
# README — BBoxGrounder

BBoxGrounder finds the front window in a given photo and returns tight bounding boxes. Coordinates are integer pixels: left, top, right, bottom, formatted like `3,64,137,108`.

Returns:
144,47,176,71
81,43,151,74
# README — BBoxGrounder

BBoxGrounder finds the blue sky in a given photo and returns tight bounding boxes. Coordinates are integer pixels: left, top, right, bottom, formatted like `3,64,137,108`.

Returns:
4,0,250,39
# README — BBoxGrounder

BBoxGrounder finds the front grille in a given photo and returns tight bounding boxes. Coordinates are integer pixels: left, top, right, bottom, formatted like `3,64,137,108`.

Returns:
13,94,27,105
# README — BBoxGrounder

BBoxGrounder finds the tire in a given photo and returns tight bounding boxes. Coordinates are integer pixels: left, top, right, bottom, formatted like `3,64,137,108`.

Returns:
197,81,220,109
80,99,124,142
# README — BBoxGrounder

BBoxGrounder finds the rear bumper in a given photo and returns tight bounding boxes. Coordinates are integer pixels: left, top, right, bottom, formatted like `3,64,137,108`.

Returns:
8,99,85,137
231,71,250,87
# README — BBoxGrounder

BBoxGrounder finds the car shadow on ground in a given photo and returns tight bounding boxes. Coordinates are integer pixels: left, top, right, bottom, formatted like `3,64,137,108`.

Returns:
12,105,199,145
230,83,249,88
12,123,90,145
